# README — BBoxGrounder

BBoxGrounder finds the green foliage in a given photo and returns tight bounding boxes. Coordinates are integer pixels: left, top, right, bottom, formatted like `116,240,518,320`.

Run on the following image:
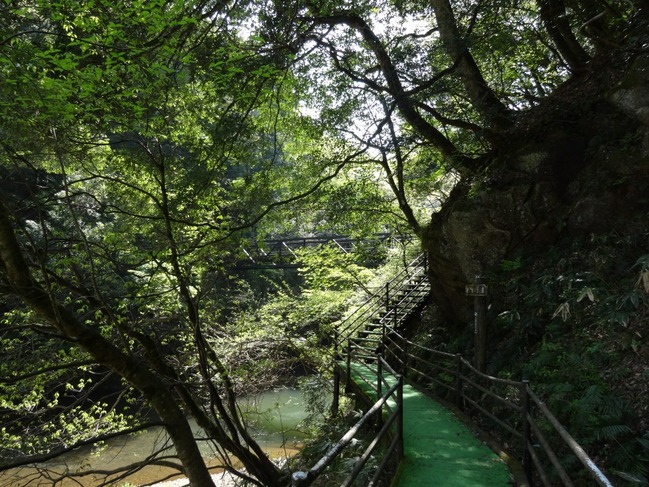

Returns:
297,245,376,292
500,257,522,272
297,375,334,435
0,0,643,482
212,246,380,393
0,0,328,479
488,230,649,483
287,398,377,487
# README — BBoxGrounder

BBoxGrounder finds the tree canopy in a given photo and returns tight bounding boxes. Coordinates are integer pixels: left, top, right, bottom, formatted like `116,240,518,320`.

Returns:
0,0,646,485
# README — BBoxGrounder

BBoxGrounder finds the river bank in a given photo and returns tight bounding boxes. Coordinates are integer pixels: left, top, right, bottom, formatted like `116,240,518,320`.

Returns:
151,471,237,487
147,449,298,487
0,388,307,487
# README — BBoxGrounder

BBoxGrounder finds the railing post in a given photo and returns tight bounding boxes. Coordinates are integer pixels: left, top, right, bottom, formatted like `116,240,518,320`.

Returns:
521,379,533,485
455,354,464,411
332,330,340,417
376,354,384,433
380,315,386,357
401,335,408,376
393,297,398,328
346,341,352,387
377,354,383,400
385,282,390,311
385,282,391,335
397,374,404,461
466,277,488,373
474,276,487,373
332,367,340,417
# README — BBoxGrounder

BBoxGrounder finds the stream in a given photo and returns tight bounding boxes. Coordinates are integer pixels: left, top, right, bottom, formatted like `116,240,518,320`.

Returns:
1,388,310,487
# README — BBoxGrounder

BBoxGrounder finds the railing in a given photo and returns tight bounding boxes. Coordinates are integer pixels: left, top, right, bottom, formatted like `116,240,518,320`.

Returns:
337,253,427,344
290,255,426,486
291,355,403,487
236,233,412,269
378,328,614,487
296,252,613,486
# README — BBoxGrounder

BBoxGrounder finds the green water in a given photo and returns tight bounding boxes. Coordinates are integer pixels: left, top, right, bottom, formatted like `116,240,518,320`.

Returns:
1,388,310,487
239,387,310,448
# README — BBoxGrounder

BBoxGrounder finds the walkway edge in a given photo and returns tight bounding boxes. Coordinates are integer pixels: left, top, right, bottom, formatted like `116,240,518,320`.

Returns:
403,378,529,486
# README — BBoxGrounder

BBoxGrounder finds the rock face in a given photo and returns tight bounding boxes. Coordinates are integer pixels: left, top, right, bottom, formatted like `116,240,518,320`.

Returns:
424,54,649,324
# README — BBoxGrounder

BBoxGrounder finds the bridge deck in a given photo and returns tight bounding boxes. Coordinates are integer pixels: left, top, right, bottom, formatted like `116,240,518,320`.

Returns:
347,362,512,486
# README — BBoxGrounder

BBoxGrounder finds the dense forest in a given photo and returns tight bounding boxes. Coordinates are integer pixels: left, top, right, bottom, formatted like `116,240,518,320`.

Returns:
1,0,648,486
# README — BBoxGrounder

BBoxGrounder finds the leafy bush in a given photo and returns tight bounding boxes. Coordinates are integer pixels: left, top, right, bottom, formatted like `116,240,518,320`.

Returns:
487,231,649,484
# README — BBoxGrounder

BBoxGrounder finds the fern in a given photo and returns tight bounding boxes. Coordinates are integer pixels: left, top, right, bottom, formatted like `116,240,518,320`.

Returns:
613,470,648,485
608,431,649,485
595,424,633,442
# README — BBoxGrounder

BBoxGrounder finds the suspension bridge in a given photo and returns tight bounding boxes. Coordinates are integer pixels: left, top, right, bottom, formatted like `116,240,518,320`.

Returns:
233,233,410,270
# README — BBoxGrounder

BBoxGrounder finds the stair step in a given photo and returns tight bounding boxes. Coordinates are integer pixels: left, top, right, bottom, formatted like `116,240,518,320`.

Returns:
354,337,381,344
339,259,429,359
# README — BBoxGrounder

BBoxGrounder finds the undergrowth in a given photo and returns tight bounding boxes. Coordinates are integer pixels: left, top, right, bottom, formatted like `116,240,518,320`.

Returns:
486,230,649,485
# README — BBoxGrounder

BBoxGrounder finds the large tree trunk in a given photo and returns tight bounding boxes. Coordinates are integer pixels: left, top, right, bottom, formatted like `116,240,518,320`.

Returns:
537,0,590,72
0,199,216,486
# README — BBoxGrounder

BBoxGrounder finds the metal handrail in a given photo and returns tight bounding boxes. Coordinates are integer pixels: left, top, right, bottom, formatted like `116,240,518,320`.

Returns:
384,329,613,486
292,354,403,487
309,252,613,487
294,256,428,486
337,253,427,342
526,388,613,487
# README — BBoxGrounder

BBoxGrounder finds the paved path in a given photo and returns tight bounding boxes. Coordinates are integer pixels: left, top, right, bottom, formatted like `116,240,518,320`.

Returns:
348,363,512,486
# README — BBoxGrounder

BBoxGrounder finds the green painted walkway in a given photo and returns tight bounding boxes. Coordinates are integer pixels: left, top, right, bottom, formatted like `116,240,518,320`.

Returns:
347,363,512,486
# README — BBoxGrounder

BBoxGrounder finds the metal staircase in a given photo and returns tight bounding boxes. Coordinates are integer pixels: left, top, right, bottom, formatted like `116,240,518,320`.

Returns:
325,253,614,487
336,254,430,363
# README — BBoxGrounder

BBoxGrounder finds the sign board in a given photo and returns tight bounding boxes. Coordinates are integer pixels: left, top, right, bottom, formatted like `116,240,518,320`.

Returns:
465,283,488,297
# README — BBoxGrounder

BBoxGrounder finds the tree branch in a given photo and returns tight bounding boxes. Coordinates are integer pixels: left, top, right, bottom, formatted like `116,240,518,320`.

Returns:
0,422,166,470
0,198,215,486
0,360,96,384
429,0,512,131
376,98,422,234
537,0,590,72
307,11,475,174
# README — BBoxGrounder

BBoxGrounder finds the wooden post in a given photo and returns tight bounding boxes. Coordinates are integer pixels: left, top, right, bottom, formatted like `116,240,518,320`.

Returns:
474,282,487,373
401,335,408,376
466,277,488,373
380,313,386,357
397,374,404,461
376,354,384,433
521,380,533,485
332,330,340,416
384,282,391,356
455,353,464,411
346,341,352,387
332,366,340,417
385,282,390,311
334,329,339,360
377,354,383,400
